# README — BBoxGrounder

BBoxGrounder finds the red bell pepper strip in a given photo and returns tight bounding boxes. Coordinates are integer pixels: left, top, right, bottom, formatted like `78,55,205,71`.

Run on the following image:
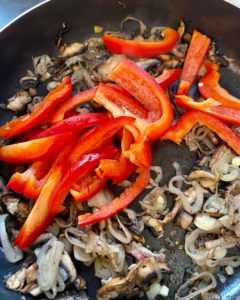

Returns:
107,59,173,141
23,132,79,199
175,95,240,125
6,158,52,193
177,30,211,95
30,113,110,140
17,127,45,143
70,168,108,202
162,110,240,155
67,116,135,166
0,77,72,138
51,87,97,124
198,70,240,110
100,127,136,181
78,167,150,226
204,62,219,72
103,28,178,59
155,69,182,90
0,132,71,164
49,145,118,215
14,165,64,249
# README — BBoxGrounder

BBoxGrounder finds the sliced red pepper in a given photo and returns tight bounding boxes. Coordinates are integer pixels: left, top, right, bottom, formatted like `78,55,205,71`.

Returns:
78,168,150,226
155,69,182,90
100,127,136,181
14,165,64,249
107,59,173,141
103,28,178,59
30,113,110,140
67,116,135,166
51,87,97,124
175,95,240,125
177,30,211,95
17,127,45,143
162,110,240,155
204,62,219,72
49,145,118,215
23,132,79,199
70,168,108,203
0,132,71,164
6,158,52,193
198,70,240,110
0,77,72,138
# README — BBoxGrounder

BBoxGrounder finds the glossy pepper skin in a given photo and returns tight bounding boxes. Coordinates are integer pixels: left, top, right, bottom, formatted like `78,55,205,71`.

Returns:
103,28,179,59
0,77,72,138
198,70,240,110
162,110,240,155
17,127,45,143
0,132,71,164
175,95,240,125
30,113,110,140
49,145,118,215
78,168,150,226
155,69,182,90
177,30,211,95
108,59,173,141
23,132,79,199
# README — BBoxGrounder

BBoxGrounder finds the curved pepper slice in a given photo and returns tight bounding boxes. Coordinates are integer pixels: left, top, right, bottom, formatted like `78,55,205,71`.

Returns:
49,145,118,215
162,110,240,155
30,113,110,140
14,165,64,249
17,127,45,143
67,116,135,166
23,132,79,199
203,62,219,72
100,127,137,181
70,168,108,203
155,69,182,90
0,132,71,164
175,95,240,125
0,77,72,138
78,168,150,226
177,30,211,95
107,59,173,141
6,158,52,193
198,70,240,110
103,28,178,59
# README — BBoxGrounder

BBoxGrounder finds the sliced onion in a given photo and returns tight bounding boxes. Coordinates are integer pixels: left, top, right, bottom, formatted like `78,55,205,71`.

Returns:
175,272,217,300
108,244,125,272
207,256,240,268
146,166,163,188
139,187,166,216
0,214,23,262
65,227,87,248
94,256,111,280
58,237,73,255
74,245,96,265
37,237,64,291
172,162,183,189
88,188,114,208
34,55,53,75
107,214,132,244
117,180,132,188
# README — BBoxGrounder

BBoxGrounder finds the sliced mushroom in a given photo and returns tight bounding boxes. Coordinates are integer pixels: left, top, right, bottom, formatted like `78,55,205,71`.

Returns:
60,250,77,286
26,263,38,284
74,275,87,290
126,225,145,243
5,266,27,291
20,283,43,297
19,76,38,90
87,37,105,49
62,43,87,57
47,81,61,91
29,87,38,96
98,55,126,76
175,210,193,229
141,216,163,238
29,232,54,250
1,192,30,218
96,257,171,300
207,42,229,67
135,58,161,71
7,91,32,112
177,20,185,42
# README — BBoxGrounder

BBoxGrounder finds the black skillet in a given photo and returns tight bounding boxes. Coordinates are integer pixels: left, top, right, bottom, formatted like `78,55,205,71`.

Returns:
0,0,240,299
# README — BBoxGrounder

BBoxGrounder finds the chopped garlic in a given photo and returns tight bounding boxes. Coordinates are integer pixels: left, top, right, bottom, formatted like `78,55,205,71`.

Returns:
232,156,240,167
225,265,234,275
146,283,161,300
128,263,136,270
159,285,169,297
213,248,227,260
194,214,218,230
157,195,165,205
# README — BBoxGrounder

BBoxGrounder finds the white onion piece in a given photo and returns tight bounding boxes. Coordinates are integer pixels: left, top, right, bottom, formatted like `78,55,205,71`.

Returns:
220,165,239,181
139,187,166,216
65,227,87,248
37,237,64,291
117,180,132,188
57,271,66,292
172,162,183,189
107,214,132,244
108,244,125,272
146,166,163,188
0,214,23,263
95,256,112,280
175,272,217,300
146,282,161,300
58,237,73,255
34,55,53,75
206,256,240,268
88,188,114,208
74,245,95,264
46,220,60,236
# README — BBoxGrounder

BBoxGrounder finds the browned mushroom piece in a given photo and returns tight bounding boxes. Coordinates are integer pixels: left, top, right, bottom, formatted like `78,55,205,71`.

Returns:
177,20,185,42
61,43,87,57
175,210,193,229
20,283,43,297
1,192,30,218
25,263,38,284
7,91,32,112
97,54,126,76
60,250,77,286
96,257,171,300
74,275,87,290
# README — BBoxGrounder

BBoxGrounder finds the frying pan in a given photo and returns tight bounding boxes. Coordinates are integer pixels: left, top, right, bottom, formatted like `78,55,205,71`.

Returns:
0,0,240,299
